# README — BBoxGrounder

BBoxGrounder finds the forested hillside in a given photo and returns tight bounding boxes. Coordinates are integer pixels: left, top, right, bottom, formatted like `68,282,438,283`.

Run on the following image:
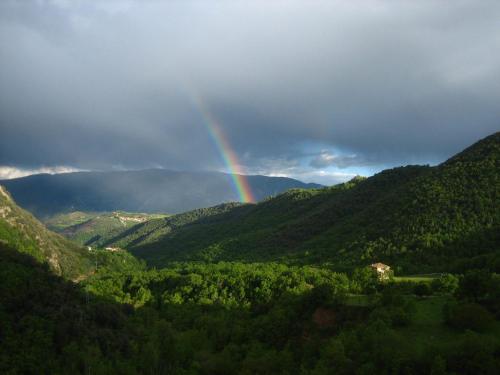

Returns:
0,186,144,280
0,185,94,279
85,202,243,249
105,133,500,274
3,242,500,374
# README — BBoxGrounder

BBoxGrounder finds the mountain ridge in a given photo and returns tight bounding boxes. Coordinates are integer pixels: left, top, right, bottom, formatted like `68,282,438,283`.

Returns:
1,169,322,218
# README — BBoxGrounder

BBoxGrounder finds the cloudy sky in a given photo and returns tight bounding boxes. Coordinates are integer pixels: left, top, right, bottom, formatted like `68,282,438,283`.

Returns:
1,0,499,184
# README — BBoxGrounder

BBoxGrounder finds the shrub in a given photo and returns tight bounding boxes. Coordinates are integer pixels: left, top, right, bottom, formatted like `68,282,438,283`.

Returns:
431,274,459,294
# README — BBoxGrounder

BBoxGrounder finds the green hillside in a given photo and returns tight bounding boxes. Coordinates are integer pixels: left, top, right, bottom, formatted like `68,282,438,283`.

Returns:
0,186,145,280
0,185,94,279
45,211,168,247
2,134,499,374
105,132,499,273
93,202,245,249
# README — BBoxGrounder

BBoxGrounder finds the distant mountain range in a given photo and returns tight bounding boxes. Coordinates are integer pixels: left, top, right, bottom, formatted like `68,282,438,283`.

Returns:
1,170,322,218
77,132,499,274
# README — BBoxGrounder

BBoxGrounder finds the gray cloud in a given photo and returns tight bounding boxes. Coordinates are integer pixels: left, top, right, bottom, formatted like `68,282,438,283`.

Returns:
0,165,83,180
1,0,499,181
309,152,373,169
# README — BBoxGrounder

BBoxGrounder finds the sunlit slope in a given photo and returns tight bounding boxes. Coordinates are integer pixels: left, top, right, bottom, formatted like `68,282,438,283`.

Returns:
114,132,499,273
0,185,93,278
88,202,244,249
45,211,168,247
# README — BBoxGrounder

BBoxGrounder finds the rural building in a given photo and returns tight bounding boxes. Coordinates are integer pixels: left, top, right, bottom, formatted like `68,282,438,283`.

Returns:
370,262,391,280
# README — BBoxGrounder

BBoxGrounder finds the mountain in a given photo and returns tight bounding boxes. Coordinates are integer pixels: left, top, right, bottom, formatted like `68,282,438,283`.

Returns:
0,169,322,218
0,185,93,279
102,132,500,273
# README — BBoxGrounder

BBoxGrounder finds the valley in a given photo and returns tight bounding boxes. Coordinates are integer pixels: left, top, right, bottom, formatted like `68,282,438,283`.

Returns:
3,2,499,373
0,133,499,374
45,133,500,275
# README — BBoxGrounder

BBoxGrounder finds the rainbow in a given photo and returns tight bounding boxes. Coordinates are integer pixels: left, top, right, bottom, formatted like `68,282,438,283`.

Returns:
188,92,255,203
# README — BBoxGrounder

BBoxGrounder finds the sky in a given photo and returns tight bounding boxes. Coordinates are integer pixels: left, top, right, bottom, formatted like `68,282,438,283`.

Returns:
1,0,499,185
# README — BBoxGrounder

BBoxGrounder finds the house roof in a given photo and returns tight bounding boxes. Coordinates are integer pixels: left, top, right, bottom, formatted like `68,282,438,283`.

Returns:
371,262,390,270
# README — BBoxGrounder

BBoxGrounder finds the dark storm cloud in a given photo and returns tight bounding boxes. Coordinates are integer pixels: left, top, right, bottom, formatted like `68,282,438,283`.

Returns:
1,0,499,179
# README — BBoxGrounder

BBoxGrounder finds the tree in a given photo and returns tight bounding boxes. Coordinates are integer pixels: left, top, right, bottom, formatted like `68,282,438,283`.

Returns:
431,274,459,294
352,267,379,294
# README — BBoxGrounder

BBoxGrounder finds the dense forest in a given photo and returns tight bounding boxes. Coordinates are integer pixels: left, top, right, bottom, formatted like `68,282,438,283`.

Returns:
2,241,500,374
1,133,499,374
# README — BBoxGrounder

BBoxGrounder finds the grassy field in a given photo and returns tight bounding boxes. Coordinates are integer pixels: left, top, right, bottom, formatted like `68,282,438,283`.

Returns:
393,274,440,283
